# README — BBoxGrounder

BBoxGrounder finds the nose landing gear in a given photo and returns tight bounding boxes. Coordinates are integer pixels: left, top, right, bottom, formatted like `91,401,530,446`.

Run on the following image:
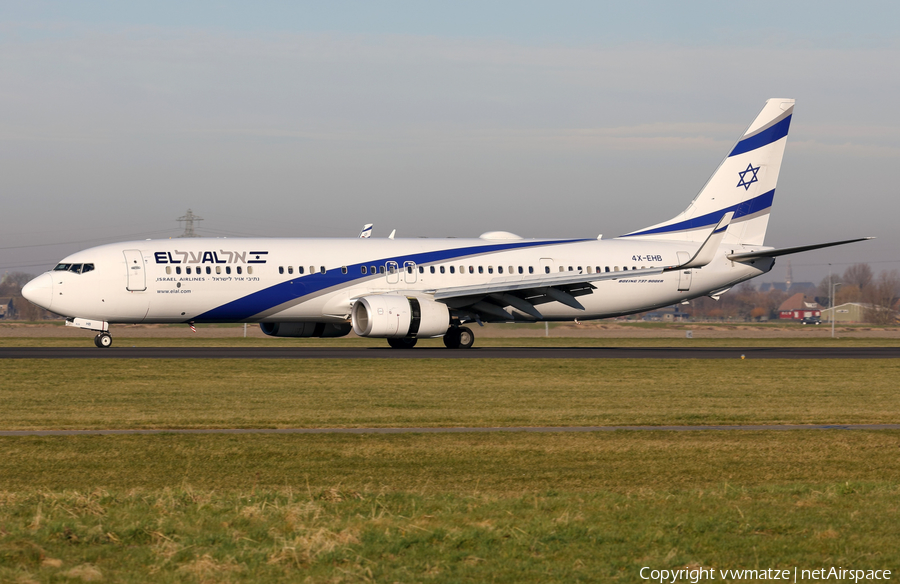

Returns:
93,332,113,348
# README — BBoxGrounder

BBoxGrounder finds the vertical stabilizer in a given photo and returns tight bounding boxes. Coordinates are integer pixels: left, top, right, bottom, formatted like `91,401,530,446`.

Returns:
621,98,794,245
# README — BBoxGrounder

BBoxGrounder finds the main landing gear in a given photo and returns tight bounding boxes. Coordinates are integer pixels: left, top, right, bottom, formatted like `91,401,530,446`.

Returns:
93,332,113,348
442,326,474,349
384,326,476,349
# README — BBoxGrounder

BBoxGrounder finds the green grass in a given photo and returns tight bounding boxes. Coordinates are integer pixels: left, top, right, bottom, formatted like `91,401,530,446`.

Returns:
2,356,899,581
1,432,899,582
1,359,898,429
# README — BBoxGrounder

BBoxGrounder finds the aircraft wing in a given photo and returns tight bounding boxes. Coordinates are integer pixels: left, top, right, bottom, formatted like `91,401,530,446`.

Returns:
428,266,666,319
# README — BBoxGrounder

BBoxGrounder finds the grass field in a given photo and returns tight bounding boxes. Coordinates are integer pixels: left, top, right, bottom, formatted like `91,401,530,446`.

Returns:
1,359,899,429
1,356,898,581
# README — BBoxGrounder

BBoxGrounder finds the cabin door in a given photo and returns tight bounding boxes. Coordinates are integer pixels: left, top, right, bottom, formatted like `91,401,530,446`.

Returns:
123,249,147,291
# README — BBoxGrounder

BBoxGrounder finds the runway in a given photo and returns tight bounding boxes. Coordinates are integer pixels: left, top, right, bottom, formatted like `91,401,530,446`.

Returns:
1,346,899,359
2,424,899,436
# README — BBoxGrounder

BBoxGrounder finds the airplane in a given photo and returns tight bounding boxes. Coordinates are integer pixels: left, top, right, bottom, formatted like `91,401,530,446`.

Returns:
22,98,871,349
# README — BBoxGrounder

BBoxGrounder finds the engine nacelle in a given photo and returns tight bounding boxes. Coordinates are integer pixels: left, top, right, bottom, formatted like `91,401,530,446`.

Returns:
259,322,352,338
351,295,450,338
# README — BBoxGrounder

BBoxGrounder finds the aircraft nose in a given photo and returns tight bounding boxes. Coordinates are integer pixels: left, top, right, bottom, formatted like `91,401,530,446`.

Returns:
22,273,53,310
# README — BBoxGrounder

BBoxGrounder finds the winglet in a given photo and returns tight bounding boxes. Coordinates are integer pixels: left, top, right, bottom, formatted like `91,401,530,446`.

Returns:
677,212,733,269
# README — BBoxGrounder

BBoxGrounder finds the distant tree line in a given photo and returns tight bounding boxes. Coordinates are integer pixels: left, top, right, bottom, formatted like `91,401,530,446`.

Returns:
678,264,899,324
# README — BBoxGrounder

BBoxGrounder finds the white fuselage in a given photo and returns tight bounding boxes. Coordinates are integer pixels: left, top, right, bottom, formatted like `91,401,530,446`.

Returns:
29,236,773,325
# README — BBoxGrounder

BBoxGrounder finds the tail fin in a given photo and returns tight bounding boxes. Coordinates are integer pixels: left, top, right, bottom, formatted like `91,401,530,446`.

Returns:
621,98,794,245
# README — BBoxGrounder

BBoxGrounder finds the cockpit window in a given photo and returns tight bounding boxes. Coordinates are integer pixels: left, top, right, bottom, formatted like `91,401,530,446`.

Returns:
53,263,94,274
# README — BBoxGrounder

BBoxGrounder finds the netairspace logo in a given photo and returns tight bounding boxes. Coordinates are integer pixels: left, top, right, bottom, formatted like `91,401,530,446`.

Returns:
640,566,892,583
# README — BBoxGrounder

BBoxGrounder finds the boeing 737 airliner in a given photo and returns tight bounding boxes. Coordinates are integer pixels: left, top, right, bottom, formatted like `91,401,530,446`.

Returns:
23,99,870,348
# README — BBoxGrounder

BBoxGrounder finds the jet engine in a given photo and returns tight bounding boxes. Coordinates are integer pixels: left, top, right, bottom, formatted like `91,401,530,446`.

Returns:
259,322,351,338
351,295,450,338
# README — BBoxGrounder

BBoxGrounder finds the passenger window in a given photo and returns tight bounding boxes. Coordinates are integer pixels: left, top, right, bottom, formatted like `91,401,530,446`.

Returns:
186,267,192,275
216,266,221,274
529,266,534,274
370,265,376,274
568,266,573,272
633,266,637,270
206,266,212,275
518,266,523,274
299,266,304,274
545,267,550,274
176,266,182,274
614,266,620,271
586,266,592,274
379,266,386,274
341,266,348,274
577,266,582,272
623,266,628,271
237,266,243,274
320,266,326,274
280,266,285,274
361,266,367,274
166,266,172,275
605,267,610,272
430,266,435,274
559,266,564,272
469,266,474,274
420,266,426,274
486,266,491,274
497,266,503,274
508,266,514,273
247,266,253,274
449,266,455,274
310,266,315,274
406,265,413,274
226,267,231,274
440,266,445,274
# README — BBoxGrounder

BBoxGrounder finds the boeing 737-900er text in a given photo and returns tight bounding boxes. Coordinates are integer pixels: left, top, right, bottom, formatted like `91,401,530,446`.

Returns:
23,99,871,348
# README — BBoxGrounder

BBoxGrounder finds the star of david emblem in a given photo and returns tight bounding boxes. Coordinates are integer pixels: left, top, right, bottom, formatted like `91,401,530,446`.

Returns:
736,163,760,190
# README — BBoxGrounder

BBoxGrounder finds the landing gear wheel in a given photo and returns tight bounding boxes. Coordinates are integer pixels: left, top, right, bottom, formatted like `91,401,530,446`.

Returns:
387,337,417,349
444,327,474,349
442,328,461,349
94,332,113,348
457,326,475,349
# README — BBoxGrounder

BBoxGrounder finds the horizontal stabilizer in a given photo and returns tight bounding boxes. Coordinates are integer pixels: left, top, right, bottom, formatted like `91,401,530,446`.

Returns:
726,237,874,261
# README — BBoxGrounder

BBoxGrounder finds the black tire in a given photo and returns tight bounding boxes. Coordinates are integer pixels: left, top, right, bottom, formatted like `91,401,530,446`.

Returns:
387,337,417,349
443,328,461,348
457,326,475,349
97,332,113,348
93,334,102,348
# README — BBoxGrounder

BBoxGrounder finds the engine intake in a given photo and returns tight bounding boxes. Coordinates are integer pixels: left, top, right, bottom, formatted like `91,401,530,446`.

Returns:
351,295,450,338
259,322,351,338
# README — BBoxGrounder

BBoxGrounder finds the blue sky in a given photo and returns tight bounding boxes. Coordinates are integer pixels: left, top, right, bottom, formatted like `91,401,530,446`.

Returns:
2,1,899,284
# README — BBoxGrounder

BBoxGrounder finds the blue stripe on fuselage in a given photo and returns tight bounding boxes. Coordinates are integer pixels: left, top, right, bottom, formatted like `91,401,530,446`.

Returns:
621,189,774,238
191,239,586,322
